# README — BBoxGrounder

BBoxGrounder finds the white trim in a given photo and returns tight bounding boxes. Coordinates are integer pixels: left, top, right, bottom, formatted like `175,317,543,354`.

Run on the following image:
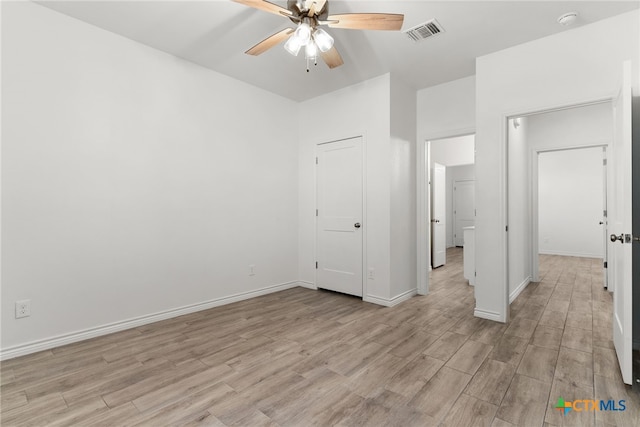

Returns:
0,281,300,361
364,289,417,307
416,140,430,295
474,308,503,322
539,250,604,258
297,280,317,290
509,276,531,304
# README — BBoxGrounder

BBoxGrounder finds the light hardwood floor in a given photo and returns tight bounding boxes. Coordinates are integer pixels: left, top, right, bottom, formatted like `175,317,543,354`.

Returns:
1,249,639,426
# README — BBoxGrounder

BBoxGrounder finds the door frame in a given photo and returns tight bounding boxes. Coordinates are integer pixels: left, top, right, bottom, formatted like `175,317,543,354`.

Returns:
530,143,609,283
315,135,367,298
453,178,475,247
503,97,613,321
417,129,475,296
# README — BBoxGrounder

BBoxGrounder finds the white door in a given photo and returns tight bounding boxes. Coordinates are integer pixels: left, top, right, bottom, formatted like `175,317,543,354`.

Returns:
316,137,363,297
431,163,446,268
454,180,475,247
611,61,633,384
601,147,609,289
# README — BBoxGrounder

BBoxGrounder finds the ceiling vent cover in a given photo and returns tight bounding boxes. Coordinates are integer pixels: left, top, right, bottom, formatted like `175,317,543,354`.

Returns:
404,19,445,42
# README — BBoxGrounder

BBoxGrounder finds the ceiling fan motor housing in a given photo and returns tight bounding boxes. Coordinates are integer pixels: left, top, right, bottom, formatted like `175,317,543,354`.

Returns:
287,0,329,22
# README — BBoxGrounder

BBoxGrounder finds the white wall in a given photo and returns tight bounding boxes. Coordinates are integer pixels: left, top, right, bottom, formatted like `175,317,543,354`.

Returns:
390,75,417,299
475,10,639,322
538,148,604,258
508,117,531,302
430,135,475,167
2,2,299,356
298,73,417,304
528,102,613,150
417,76,476,141
298,74,392,301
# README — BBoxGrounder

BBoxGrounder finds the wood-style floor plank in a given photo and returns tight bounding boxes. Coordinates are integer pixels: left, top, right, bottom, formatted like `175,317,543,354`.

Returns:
2,250,637,426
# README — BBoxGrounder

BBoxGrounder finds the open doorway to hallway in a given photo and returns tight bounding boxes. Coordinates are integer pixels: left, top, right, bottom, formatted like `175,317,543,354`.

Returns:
417,133,476,296
428,134,476,269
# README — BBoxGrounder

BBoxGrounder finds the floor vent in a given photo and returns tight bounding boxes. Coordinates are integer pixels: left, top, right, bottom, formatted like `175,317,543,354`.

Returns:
404,19,445,42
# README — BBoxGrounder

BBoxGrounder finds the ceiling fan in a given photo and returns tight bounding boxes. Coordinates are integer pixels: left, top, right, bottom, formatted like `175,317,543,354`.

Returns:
233,0,404,71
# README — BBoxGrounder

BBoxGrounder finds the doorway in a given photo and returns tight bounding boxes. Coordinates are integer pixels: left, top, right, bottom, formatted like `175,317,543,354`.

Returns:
417,133,475,294
506,103,613,304
534,146,608,283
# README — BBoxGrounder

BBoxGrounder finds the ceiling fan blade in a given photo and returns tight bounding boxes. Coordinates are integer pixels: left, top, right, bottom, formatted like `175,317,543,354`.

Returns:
327,13,404,31
307,0,327,17
233,0,293,17
245,28,294,56
320,46,344,69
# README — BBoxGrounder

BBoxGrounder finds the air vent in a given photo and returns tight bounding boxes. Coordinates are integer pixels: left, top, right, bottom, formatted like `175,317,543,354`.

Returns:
404,19,445,42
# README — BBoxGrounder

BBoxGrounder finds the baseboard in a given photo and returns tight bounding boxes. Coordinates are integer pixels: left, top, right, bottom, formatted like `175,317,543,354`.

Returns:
539,250,603,258
364,289,417,307
509,276,531,304
297,281,317,290
474,307,505,323
0,281,300,361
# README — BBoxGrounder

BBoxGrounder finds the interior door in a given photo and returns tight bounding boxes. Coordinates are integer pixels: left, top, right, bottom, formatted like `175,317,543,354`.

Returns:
611,61,633,384
316,137,363,297
431,163,446,268
602,147,609,289
454,180,475,246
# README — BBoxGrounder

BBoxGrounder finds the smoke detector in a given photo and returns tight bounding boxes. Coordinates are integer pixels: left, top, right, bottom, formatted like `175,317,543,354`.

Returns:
557,12,578,26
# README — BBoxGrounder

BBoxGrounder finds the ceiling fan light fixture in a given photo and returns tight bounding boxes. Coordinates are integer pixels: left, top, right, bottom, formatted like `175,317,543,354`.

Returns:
294,22,312,46
284,36,302,56
313,28,334,52
305,41,318,59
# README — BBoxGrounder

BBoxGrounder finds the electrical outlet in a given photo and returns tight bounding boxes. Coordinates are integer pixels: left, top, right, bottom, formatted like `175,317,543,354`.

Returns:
249,265,255,276
15,300,31,319
368,268,375,279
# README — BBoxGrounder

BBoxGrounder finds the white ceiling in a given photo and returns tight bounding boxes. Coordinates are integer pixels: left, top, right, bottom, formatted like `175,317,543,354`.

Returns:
38,0,638,101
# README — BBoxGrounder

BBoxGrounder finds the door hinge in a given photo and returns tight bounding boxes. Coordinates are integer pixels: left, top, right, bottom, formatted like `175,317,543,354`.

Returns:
506,225,508,232
315,157,318,165
604,209,607,217
603,158,607,165
315,261,318,269
316,209,318,217
604,261,608,269
475,209,477,216
474,271,477,277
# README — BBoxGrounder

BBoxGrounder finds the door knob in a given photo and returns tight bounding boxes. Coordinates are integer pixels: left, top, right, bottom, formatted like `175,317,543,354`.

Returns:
611,234,624,243
354,223,361,228
599,221,604,225
431,219,440,223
